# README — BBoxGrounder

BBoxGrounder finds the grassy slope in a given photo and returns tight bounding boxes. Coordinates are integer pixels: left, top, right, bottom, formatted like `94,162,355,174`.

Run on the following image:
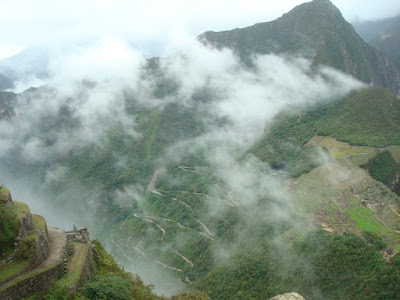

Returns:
32,214,46,231
250,87,400,176
196,136,400,299
13,201,30,219
103,85,400,298
55,243,89,289
0,186,10,202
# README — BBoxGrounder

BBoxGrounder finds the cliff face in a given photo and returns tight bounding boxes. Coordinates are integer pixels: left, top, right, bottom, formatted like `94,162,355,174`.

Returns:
371,17,400,72
199,0,400,94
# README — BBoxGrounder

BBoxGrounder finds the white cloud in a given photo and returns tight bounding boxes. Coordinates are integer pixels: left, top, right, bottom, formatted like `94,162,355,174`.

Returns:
0,0,398,59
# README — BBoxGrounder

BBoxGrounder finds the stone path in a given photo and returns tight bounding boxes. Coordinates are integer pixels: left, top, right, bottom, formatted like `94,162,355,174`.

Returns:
40,228,67,267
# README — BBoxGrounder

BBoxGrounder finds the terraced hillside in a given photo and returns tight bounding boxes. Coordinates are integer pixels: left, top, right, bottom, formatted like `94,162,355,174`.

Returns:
100,85,400,299
103,132,400,299
0,188,186,300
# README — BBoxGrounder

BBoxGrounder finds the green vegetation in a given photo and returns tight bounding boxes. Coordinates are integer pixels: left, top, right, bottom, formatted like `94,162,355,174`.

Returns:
201,0,399,93
0,186,10,203
361,150,400,195
14,234,37,260
362,231,386,251
197,230,400,300
81,276,132,300
29,240,167,300
0,198,18,256
32,215,46,232
251,87,400,176
0,262,59,292
388,145,400,163
56,243,90,288
0,260,29,282
171,292,209,300
13,201,30,219
345,198,398,250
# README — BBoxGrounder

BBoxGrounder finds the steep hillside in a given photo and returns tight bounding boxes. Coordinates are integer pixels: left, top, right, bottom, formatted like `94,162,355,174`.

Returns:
199,0,400,94
0,187,208,299
1,1,400,299
0,91,16,119
371,17,400,71
250,86,400,175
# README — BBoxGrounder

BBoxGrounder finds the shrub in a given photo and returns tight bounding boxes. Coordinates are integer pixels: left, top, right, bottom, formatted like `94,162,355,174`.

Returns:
81,275,131,300
0,204,18,256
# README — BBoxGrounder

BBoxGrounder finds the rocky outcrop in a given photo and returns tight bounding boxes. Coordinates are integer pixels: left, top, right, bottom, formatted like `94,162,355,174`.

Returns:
270,292,305,300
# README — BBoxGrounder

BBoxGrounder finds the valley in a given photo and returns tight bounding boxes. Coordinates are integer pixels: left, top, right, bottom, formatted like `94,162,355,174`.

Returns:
1,0,400,299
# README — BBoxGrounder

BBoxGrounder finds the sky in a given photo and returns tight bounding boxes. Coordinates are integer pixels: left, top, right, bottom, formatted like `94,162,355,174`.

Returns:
0,0,399,59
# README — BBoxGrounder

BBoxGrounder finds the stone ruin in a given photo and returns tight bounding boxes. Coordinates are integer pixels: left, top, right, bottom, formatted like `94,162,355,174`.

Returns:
66,225,90,244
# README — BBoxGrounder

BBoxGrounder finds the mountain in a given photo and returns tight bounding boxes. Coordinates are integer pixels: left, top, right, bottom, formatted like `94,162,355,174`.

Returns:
353,15,400,72
2,1,400,299
353,15,400,43
199,0,400,94
0,48,50,82
0,74,13,91
370,17,400,72
0,91,16,119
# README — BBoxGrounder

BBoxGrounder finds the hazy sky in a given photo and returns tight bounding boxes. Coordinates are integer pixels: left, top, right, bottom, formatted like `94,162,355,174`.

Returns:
0,0,399,59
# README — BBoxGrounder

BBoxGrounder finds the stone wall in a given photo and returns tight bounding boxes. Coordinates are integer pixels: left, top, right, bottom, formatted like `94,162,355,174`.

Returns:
17,211,34,239
66,226,90,244
0,229,68,300
0,230,50,286
0,262,65,300
29,230,50,269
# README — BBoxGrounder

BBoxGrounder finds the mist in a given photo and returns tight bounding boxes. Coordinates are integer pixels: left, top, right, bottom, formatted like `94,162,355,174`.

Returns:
0,38,366,295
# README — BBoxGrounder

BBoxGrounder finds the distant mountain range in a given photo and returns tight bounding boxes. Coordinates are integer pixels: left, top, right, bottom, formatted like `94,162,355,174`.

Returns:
353,15,400,43
354,15,400,73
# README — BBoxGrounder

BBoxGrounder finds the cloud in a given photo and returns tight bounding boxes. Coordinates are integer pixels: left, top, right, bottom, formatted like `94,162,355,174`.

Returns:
0,0,399,59
0,40,367,296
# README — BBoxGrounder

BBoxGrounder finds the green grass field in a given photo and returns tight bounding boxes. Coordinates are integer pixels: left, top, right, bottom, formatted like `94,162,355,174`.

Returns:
346,198,400,251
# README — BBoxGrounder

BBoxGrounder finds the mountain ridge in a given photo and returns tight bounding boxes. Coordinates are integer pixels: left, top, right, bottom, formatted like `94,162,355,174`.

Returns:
199,0,400,94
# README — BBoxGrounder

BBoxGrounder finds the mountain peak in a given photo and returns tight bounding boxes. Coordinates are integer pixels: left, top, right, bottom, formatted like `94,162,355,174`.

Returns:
199,0,400,94
313,0,332,4
288,0,343,21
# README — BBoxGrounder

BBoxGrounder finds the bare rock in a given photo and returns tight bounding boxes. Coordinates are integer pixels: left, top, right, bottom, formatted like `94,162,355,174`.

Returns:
270,292,305,300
